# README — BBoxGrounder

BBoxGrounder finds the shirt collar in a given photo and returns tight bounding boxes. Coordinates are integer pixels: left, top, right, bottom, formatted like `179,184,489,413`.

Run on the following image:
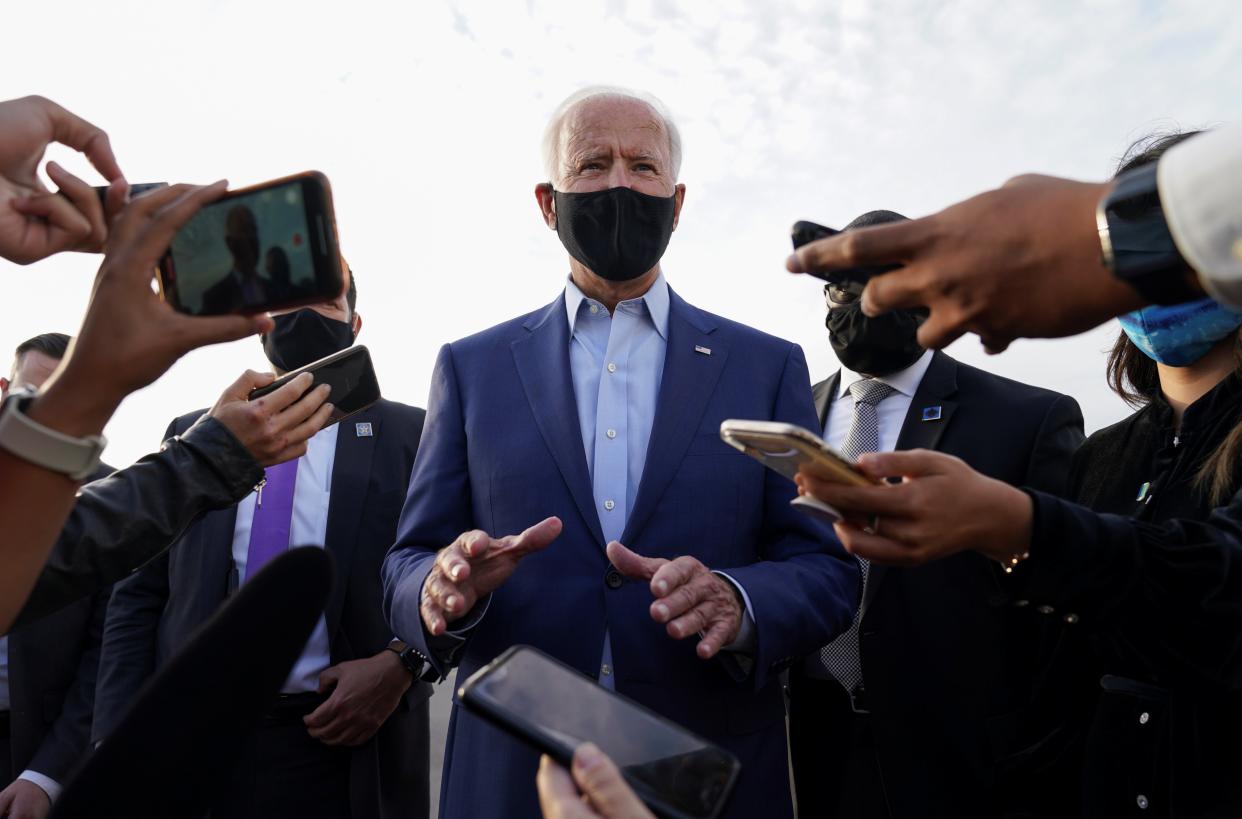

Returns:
837,348,935,400
564,272,670,339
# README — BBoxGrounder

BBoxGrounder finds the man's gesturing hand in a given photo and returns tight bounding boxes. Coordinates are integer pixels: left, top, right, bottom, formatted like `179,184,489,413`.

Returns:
606,542,742,660
420,517,563,636
207,370,333,466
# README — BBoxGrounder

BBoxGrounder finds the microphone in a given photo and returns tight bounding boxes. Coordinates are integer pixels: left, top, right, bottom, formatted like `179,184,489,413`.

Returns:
52,547,333,819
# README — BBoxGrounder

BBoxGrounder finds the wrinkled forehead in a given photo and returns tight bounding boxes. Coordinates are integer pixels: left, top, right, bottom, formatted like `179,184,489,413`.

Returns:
559,97,671,162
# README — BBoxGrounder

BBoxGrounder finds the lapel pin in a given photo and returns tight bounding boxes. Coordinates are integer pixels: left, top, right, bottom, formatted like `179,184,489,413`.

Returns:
355,422,373,438
695,345,712,356
921,406,942,422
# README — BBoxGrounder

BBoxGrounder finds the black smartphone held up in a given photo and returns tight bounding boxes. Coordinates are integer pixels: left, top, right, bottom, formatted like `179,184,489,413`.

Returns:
458,645,741,819
158,171,344,316
90,182,168,209
248,345,380,428
790,219,900,287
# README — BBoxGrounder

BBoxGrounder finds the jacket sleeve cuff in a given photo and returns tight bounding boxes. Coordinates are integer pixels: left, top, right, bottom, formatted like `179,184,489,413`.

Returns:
177,415,265,499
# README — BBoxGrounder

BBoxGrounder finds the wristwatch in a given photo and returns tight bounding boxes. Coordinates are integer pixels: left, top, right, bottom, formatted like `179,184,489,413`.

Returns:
0,389,107,481
386,639,435,682
1097,163,1200,305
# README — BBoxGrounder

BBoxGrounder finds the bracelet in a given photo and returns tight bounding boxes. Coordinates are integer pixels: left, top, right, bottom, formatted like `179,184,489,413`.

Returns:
996,549,1031,574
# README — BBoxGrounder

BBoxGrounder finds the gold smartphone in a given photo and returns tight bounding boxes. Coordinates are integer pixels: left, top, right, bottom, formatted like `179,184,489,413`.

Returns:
719,419,872,485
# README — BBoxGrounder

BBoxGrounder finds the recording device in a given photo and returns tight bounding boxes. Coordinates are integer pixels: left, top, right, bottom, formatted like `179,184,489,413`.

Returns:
248,345,380,427
790,219,901,290
90,182,168,208
157,171,344,316
458,645,741,819
51,548,332,819
720,419,876,523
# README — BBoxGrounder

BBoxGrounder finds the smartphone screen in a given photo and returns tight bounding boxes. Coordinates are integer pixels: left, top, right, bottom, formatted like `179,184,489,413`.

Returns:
460,646,740,819
249,345,380,427
159,173,341,316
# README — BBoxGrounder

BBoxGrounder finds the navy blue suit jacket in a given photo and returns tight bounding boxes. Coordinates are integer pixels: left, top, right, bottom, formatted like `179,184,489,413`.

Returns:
383,289,859,819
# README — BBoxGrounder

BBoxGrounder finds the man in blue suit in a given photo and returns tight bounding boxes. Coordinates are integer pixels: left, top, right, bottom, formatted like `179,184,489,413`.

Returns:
383,86,859,819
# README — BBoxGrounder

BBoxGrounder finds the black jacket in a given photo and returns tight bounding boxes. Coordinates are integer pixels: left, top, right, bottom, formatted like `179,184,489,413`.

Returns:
13,419,263,628
804,351,1084,818
1009,374,1242,818
4,465,112,791
96,399,431,819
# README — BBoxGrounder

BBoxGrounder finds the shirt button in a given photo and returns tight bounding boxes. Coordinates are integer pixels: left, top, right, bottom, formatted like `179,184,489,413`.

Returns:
607,363,617,373
1137,794,1149,810
589,304,599,314
604,500,615,511
1035,605,1055,615
1139,711,1150,725
606,429,617,439
601,664,612,676
1063,613,1079,625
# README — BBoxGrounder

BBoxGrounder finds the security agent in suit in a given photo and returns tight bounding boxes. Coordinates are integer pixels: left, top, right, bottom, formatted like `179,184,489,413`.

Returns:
97,272,433,819
0,334,110,819
787,210,1085,819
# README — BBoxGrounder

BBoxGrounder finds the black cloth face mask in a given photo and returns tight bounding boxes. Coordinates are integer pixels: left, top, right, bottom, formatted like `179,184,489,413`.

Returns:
553,186,676,282
262,309,354,372
826,302,928,377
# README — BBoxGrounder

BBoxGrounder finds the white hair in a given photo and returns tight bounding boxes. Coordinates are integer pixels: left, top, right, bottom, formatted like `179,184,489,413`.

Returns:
541,85,683,187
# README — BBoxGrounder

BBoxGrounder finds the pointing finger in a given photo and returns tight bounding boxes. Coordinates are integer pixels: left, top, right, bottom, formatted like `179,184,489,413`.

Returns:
605,541,665,582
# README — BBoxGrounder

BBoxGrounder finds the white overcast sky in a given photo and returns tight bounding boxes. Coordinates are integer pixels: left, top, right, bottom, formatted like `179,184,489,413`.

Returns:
2,0,1239,468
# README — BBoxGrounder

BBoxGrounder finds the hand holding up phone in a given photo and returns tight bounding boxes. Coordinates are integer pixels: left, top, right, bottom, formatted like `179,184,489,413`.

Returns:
420,517,564,636
207,370,333,466
31,184,272,439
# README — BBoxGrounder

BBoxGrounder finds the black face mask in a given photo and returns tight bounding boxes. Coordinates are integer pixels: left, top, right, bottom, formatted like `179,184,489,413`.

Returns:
553,186,676,282
262,309,354,372
826,302,927,377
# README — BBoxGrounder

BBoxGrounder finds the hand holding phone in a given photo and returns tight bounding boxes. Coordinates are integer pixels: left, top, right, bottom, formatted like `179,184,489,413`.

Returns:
248,345,380,428
460,646,741,819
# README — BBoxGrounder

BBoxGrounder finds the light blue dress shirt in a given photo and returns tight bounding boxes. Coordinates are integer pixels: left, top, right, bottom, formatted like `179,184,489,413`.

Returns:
565,273,755,688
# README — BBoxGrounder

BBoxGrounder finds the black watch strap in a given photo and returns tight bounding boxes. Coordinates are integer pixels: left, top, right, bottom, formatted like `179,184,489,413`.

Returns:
387,640,435,682
1098,163,1199,305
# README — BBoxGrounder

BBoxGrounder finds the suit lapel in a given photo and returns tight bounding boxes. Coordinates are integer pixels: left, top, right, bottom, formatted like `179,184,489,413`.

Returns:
813,372,841,431
864,351,959,610
511,297,607,547
621,292,726,546
323,408,381,635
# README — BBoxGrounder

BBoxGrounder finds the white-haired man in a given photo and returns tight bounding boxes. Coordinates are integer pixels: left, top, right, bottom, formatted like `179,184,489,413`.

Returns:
383,86,859,818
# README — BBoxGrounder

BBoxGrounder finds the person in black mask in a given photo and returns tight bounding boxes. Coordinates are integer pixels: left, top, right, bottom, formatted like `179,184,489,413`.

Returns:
787,209,1086,819
383,86,859,819
98,263,437,819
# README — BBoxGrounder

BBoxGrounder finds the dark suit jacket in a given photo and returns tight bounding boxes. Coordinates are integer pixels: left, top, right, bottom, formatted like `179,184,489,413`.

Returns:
383,290,860,819
96,399,432,819
806,350,1084,819
5,466,112,789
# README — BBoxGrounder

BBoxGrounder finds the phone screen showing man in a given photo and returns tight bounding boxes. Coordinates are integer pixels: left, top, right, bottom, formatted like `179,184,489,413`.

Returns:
166,180,320,315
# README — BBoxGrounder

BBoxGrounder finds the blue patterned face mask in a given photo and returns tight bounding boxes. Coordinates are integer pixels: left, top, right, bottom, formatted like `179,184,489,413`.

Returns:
1118,298,1242,366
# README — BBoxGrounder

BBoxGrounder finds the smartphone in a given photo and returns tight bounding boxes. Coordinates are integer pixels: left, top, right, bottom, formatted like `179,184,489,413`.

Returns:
720,419,877,524
248,345,380,427
90,182,168,209
719,419,871,485
458,645,741,819
157,171,344,316
790,219,900,287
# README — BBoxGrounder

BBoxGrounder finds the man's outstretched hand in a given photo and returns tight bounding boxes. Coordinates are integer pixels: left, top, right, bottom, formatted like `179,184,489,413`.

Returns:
420,517,563,636
606,542,742,659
